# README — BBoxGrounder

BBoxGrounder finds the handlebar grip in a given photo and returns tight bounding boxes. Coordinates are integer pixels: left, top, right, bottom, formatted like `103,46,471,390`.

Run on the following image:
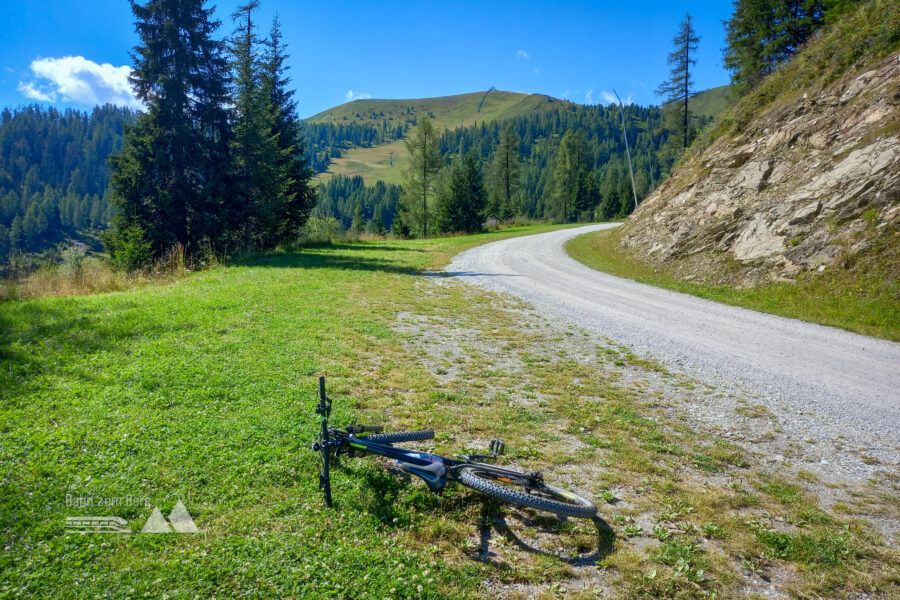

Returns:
357,425,385,433
318,376,326,402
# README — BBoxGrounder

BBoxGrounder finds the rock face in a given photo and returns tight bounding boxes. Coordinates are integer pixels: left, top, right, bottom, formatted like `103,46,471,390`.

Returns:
621,51,900,286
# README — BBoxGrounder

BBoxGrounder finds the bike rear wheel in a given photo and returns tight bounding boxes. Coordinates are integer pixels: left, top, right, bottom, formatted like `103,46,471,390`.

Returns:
458,465,596,519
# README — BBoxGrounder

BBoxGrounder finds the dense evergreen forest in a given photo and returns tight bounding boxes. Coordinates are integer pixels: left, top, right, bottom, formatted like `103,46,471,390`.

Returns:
440,103,686,221
315,175,402,233
314,103,691,232
0,105,134,263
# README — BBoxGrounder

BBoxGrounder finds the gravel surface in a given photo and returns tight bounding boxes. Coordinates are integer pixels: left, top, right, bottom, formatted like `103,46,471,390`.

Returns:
447,224,900,465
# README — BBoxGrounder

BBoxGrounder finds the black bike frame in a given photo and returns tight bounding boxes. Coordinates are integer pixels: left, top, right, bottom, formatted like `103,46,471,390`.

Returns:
341,433,449,467
315,376,524,500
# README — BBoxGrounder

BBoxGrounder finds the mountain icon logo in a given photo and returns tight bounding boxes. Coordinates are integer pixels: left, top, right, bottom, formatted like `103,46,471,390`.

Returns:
141,500,200,534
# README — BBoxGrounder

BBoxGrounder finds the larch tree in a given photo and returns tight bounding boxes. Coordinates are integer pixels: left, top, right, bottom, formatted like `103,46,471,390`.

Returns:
550,130,592,223
401,117,442,237
107,0,231,268
657,13,701,149
488,123,520,221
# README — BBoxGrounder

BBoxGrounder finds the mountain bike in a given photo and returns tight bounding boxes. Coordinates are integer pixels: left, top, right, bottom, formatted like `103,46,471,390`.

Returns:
310,377,596,519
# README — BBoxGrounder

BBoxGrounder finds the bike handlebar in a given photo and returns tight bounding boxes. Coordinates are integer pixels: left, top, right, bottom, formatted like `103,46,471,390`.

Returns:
347,424,385,433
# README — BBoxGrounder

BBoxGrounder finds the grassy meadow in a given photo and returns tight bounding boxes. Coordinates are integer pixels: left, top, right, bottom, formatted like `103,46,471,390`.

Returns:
2,224,897,599
314,138,410,187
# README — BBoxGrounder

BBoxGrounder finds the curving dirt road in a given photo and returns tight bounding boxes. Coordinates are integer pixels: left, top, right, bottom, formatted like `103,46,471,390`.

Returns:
448,224,900,438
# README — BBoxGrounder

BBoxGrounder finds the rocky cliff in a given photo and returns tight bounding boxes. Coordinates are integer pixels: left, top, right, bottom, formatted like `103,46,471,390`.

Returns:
621,14,899,287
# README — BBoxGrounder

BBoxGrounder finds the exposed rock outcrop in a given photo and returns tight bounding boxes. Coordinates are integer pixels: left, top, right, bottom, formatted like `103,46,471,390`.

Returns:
621,51,900,287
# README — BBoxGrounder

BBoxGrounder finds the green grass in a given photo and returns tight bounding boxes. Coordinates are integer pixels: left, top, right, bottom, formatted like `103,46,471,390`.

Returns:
0,224,580,599
685,85,733,120
308,90,573,185
306,90,571,131
2,223,897,599
752,525,856,566
566,227,900,341
314,138,410,186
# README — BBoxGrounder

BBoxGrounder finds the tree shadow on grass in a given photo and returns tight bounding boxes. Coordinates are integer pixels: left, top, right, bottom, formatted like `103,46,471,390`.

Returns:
0,298,192,400
326,243,428,253
241,250,418,275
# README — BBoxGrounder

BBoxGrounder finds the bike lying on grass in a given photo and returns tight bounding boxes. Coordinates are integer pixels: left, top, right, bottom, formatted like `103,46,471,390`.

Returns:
310,377,597,519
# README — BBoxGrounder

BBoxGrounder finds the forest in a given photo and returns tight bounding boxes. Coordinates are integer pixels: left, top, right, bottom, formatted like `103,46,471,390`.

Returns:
0,105,134,266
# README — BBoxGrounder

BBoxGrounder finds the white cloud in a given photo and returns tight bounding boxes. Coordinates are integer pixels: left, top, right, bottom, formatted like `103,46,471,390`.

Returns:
345,90,372,102
598,90,633,105
533,67,540,75
18,56,141,108
17,81,55,102
517,49,530,60
585,90,594,104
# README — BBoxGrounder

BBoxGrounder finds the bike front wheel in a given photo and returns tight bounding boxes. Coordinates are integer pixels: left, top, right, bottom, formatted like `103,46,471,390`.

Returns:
457,465,596,519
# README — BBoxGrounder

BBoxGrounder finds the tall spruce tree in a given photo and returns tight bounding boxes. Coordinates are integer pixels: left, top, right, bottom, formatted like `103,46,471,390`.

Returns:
550,130,592,222
488,124,520,221
229,1,286,249
262,15,316,241
400,117,442,237
107,0,231,267
657,13,700,149
437,152,486,234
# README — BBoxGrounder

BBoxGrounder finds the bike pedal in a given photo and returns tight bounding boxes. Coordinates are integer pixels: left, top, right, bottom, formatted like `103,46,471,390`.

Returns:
489,439,505,456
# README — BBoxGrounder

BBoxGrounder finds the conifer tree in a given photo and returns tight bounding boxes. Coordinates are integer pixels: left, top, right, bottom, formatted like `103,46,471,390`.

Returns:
550,130,591,222
724,0,830,94
437,153,486,234
488,124,520,221
229,1,286,249
261,15,316,241
107,0,231,268
657,13,700,149
401,117,442,237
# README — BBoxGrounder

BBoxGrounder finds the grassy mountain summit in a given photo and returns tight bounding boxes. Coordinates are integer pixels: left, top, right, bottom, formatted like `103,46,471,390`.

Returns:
308,90,573,186
307,89,573,130
309,86,732,187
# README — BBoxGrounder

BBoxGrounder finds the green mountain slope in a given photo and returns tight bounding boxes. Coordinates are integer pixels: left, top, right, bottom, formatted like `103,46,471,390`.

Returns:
309,90,574,185
307,90,573,130
688,84,733,120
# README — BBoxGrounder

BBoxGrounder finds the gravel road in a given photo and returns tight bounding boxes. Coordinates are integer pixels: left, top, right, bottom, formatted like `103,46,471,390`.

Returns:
448,224,900,444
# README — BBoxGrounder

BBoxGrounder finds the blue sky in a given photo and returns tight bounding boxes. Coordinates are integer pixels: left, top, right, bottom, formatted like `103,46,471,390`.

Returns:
0,1,734,118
